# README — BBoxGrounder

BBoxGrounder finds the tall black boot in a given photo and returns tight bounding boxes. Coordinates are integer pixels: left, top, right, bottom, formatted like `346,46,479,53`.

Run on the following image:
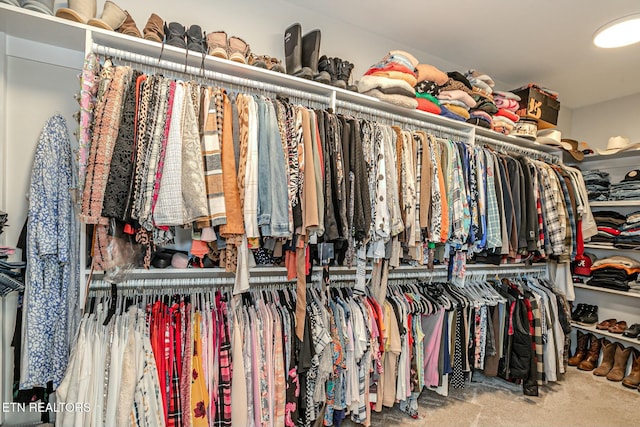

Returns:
300,29,321,79
284,23,302,75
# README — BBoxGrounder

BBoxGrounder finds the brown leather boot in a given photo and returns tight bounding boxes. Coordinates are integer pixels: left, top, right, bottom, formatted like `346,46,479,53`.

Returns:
606,344,632,381
578,336,602,371
568,330,590,366
622,350,640,389
116,11,141,38
593,339,616,376
143,13,164,43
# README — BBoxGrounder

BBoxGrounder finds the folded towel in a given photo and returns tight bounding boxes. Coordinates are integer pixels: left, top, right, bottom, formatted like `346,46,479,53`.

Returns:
444,104,470,119
495,108,520,123
437,89,477,108
416,98,441,115
416,63,448,85
357,75,416,97
361,89,419,109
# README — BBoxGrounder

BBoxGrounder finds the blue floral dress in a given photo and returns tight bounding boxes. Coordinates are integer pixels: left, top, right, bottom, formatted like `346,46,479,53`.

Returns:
20,114,75,389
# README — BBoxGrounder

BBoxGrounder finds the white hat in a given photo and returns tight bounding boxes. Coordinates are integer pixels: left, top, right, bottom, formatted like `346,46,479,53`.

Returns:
536,129,572,151
595,136,640,155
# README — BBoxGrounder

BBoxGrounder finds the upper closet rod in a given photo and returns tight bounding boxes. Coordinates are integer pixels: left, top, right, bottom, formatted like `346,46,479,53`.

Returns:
334,99,471,140
476,135,559,163
92,43,332,105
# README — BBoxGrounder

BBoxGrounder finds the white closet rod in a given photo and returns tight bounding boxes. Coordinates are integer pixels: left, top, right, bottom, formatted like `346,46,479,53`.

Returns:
87,264,547,291
475,135,558,163
92,43,332,105
333,99,471,139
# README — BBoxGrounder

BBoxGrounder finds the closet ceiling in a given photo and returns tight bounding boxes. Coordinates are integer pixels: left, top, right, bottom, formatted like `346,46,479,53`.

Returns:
289,0,640,109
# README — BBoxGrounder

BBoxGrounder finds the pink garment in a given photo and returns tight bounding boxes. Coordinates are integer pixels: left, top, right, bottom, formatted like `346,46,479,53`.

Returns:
437,89,477,109
422,309,446,387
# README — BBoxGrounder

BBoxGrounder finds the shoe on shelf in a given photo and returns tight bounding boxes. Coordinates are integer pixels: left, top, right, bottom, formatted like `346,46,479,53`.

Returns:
596,318,617,330
228,36,250,64
143,13,164,43
608,320,628,334
606,344,632,382
207,31,228,59
568,330,590,367
593,339,617,376
284,22,302,75
116,11,141,38
315,55,334,84
578,336,602,371
87,0,126,31
186,25,206,54
571,303,587,322
164,22,186,49
299,29,321,79
622,323,640,338
55,0,96,24
622,349,640,389
576,304,598,327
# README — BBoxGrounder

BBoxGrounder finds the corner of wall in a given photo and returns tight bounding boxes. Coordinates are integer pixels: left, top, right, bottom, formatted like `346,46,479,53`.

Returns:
556,105,573,138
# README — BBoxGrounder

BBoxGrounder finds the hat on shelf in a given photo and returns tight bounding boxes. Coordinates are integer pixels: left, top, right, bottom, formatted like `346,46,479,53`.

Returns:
560,138,585,161
595,136,640,155
536,129,584,161
622,169,640,182
578,140,595,155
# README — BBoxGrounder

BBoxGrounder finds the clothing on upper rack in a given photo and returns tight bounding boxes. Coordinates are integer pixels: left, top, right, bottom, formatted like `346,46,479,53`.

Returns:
78,60,595,282
59,269,570,427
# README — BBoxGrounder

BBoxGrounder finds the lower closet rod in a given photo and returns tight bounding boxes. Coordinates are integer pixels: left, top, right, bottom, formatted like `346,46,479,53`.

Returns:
92,43,332,105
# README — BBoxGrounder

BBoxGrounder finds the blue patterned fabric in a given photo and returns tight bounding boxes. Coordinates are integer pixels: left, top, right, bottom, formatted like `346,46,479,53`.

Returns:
21,114,75,389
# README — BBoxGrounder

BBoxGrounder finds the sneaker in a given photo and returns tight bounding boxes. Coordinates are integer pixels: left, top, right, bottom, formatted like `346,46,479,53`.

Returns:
577,304,599,327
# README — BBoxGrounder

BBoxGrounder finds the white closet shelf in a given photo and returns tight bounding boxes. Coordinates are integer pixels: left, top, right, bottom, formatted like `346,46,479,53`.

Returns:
573,283,640,299
589,201,640,207
571,323,640,348
583,243,640,251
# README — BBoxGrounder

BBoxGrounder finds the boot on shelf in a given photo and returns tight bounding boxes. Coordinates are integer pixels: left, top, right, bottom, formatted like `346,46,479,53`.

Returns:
284,23,302,76
568,330,590,367
622,349,640,389
143,13,164,43
299,29,321,79
578,336,602,371
315,55,334,84
606,344,632,382
55,0,96,24
571,303,587,322
593,339,617,376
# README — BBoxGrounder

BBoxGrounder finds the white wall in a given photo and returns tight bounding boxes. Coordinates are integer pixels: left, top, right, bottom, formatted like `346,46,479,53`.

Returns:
570,92,640,150
0,37,81,426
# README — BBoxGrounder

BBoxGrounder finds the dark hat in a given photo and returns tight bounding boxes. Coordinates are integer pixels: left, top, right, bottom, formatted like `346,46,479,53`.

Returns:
623,169,640,182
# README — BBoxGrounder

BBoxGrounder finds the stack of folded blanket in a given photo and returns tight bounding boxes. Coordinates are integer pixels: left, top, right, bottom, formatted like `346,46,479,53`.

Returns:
582,170,610,201
437,72,475,121
358,50,419,109
414,63,447,114
463,69,498,128
614,210,640,249
589,210,626,246
492,90,521,135
589,255,640,292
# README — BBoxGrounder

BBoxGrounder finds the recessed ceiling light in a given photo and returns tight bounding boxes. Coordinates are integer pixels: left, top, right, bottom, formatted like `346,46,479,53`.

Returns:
594,14,640,48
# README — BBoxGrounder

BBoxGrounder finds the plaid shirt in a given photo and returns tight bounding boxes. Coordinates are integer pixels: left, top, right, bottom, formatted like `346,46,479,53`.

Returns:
537,164,564,255
484,152,502,249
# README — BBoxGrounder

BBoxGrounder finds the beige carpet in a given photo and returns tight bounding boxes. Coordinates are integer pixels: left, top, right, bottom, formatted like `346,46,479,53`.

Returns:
343,367,639,427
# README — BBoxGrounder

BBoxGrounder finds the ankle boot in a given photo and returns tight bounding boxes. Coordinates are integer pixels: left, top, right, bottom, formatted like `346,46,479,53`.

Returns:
55,0,96,24
207,31,228,59
116,11,141,38
606,344,632,381
186,25,206,54
337,60,357,91
577,304,599,327
284,23,302,75
87,0,126,31
578,336,602,371
593,339,617,376
568,330,590,366
622,349,640,389
164,22,186,49
315,55,334,84
228,36,250,64
143,13,164,43
330,58,347,89
300,29,321,79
